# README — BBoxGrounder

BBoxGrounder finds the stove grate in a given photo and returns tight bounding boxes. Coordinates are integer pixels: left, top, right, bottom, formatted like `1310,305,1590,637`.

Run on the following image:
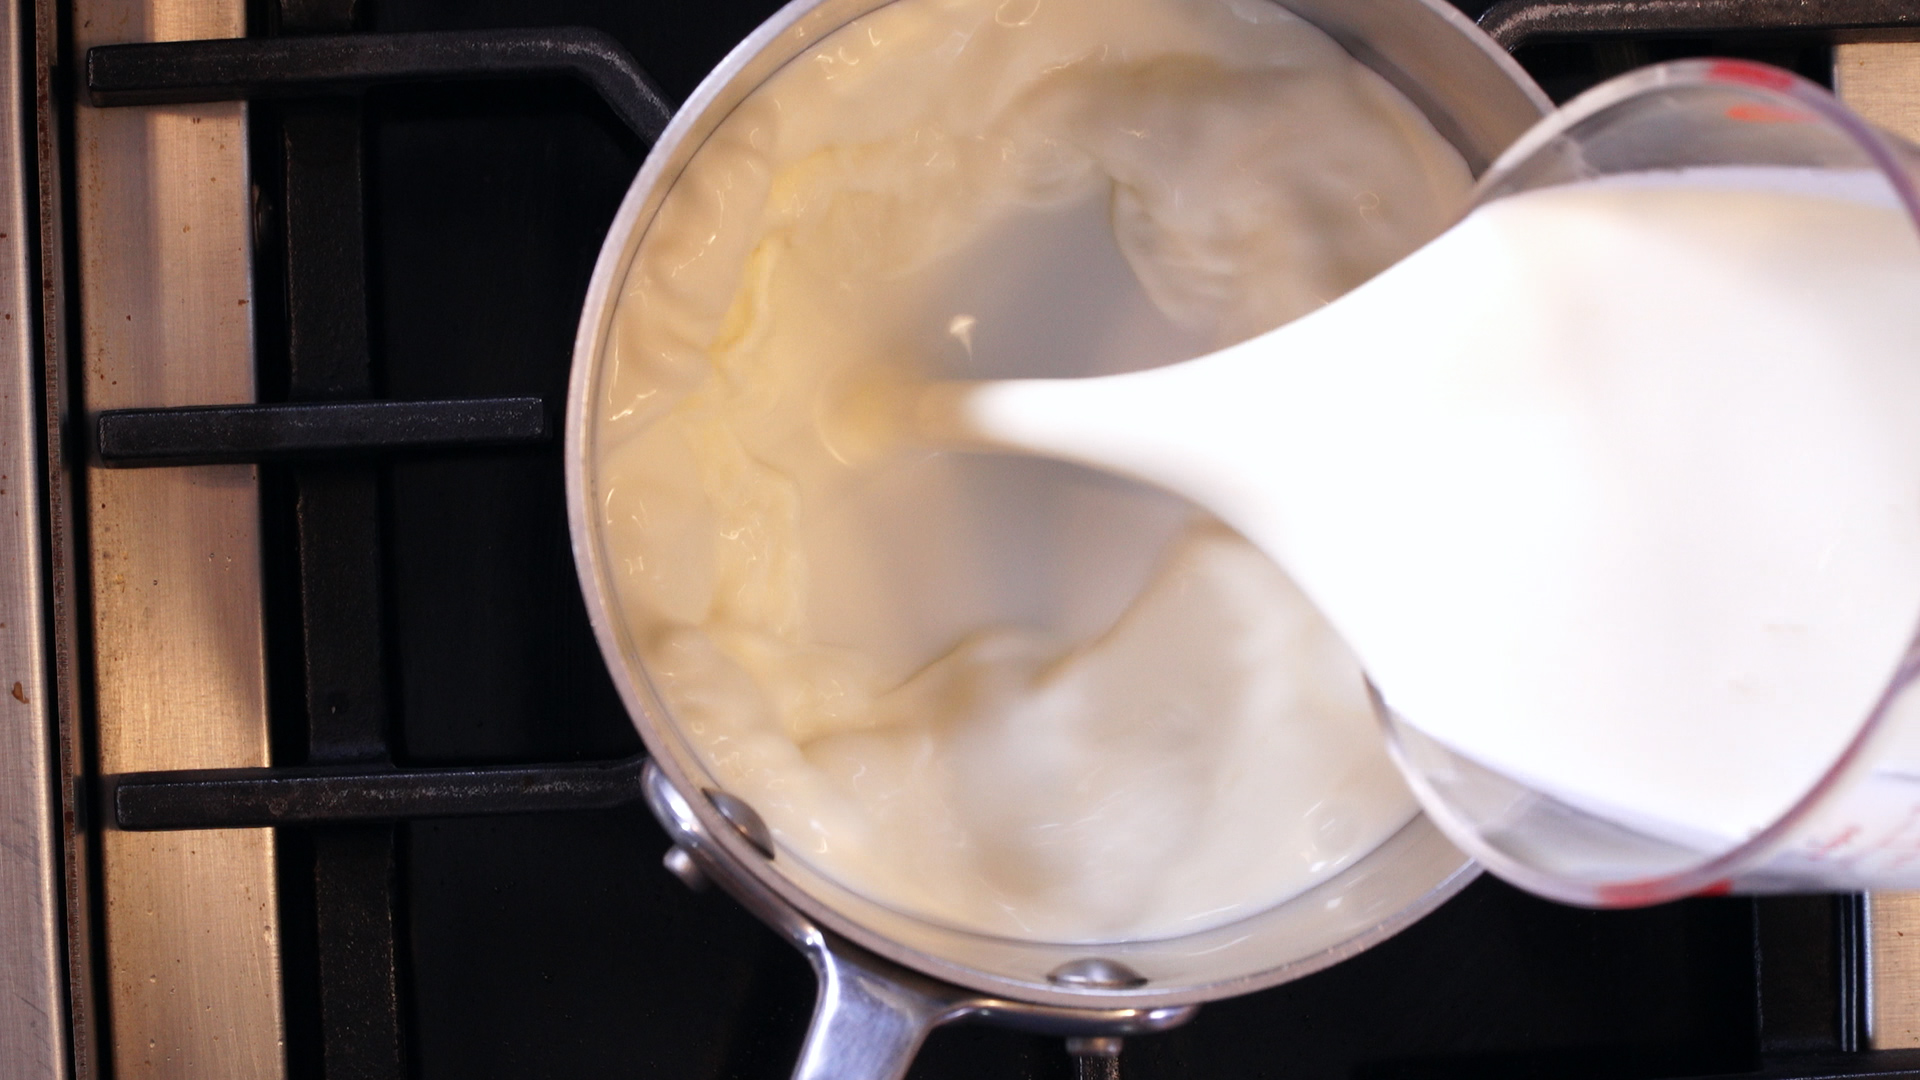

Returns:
1480,0,1920,52
95,397,549,466
85,27,670,139
110,755,651,830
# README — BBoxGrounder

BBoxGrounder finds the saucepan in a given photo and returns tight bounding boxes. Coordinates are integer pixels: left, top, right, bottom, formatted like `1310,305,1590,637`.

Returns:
564,2,1547,1078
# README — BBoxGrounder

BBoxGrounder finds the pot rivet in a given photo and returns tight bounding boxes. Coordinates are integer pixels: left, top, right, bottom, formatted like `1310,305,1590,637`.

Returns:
704,788,776,860
661,845,709,892
1047,958,1147,989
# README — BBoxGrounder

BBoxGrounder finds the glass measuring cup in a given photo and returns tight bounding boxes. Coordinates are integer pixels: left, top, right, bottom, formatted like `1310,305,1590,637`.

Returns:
1379,58,1920,907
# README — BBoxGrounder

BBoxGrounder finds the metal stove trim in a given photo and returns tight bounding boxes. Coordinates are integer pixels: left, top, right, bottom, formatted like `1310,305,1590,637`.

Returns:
0,0,71,1068
1834,38,1920,1054
71,0,286,1074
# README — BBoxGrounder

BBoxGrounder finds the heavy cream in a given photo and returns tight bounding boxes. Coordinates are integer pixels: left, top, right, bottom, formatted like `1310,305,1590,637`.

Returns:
591,0,1472,941
949,172,1920,854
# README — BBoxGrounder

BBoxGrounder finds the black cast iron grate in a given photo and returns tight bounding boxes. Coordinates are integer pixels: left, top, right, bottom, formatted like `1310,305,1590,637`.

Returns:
87,13,668,1077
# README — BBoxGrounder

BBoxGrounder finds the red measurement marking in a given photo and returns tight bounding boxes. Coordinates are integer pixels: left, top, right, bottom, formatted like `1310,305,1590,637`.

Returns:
1806,824,1863,859
1724,103,1811,124
1596,880,1668,907
1708,60,1796,91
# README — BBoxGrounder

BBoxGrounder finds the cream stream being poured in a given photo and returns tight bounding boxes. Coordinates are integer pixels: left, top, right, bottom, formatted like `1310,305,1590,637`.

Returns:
932,172,1920,852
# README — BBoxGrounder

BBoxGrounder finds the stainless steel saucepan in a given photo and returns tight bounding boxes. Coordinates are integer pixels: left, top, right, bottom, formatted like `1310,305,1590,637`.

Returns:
566,4,1549,1077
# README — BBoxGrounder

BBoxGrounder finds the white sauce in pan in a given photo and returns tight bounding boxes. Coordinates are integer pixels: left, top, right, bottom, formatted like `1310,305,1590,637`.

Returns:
591,0,1470,942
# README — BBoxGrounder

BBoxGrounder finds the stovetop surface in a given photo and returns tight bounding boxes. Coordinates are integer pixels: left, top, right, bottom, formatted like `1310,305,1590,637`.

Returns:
250,2,1847,1075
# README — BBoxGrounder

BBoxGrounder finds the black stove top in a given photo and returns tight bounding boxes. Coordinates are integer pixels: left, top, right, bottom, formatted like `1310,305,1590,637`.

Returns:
70,1,1911,1076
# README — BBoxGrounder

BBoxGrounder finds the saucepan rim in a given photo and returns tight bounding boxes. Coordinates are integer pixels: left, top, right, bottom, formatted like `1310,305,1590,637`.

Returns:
564,0,1545,1009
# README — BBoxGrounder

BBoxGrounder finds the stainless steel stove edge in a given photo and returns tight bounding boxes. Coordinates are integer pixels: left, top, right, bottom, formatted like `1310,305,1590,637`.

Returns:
68,0,286,1074
3,0,71,1071
1834,40,1920,1054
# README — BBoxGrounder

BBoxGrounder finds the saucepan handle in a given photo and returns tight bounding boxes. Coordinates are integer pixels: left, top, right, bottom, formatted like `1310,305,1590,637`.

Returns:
791,927,963,1080
640,762,962,1080
639,762,1196,1079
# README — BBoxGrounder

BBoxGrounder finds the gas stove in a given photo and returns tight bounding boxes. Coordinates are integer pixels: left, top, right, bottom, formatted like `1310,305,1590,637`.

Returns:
9,1,1920,1078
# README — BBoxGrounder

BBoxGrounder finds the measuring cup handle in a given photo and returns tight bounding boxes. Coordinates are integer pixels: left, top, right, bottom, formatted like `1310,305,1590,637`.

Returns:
791,927,965,1080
